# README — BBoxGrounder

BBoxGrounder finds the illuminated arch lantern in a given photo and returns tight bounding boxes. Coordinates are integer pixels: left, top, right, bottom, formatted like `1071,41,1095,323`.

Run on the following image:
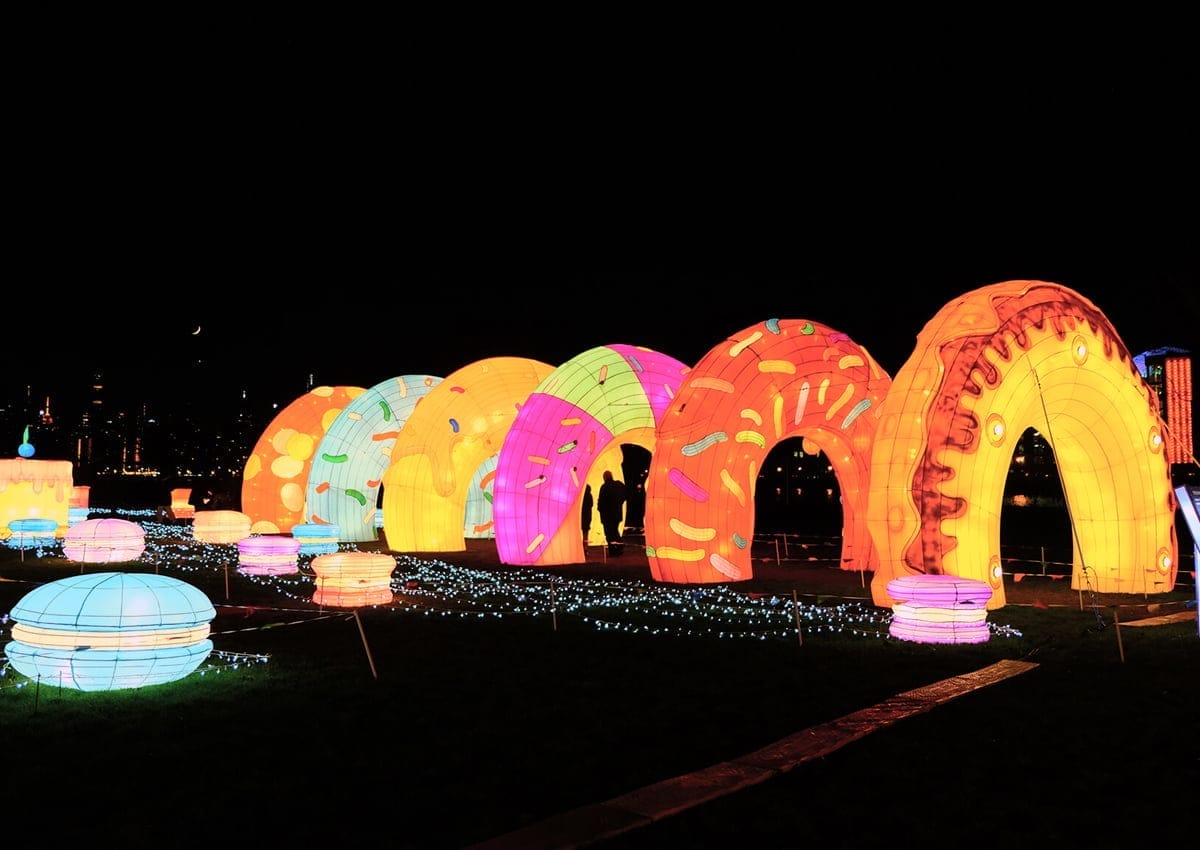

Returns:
643,319,891,584
311,552,395,607
493,344,689,567
382,357,555,553
193,510,253,544
865,280,1178,610
305,375,442,543
64,518,146,563
242,385,365,535
4,572,216,691
292,522,340,556
237,534,302,575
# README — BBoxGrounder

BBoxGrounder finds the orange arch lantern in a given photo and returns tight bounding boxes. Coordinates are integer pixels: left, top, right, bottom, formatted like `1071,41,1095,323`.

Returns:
865,280,1178,610
643,319,891,584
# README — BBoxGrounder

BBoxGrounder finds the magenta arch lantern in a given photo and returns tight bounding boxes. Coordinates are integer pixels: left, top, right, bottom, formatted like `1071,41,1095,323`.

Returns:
644,319,891,584
493,344,689,567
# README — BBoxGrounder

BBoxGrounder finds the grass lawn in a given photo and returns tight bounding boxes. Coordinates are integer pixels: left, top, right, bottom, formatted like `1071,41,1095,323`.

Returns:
2,511,1197,849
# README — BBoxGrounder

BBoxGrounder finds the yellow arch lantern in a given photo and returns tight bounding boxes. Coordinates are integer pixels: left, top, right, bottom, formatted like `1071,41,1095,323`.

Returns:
866,280,1178,610
382,357,555,552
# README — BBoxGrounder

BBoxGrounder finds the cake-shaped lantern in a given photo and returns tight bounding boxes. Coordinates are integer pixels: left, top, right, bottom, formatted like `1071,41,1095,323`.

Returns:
0,449,72,539
292,522,341,556
886,574,993,644
237,534,302,576
193,510,253,544
311,552,395,607
3,572,216,691
64,518,146,563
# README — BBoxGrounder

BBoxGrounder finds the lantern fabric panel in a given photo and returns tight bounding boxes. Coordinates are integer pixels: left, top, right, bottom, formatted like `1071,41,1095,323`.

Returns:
381,357,555,553
311,552,395,607
63,517,146,562
3,572,216,691
643,319,891,585
193,510,253,544
305,375,442,543
865,280,1177,610
493,344,689,567
463,455,498,539
242,385,365,535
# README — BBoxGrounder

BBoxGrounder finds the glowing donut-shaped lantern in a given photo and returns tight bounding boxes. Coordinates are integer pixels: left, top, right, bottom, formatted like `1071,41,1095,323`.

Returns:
886,574,992,644
493,344,689,567
4,572,216,691
381,357,555,553
644,319,891,584
866,280,1178,610
63,518,146,563
311,551,396,607
305,375,442,543
242,385,365,535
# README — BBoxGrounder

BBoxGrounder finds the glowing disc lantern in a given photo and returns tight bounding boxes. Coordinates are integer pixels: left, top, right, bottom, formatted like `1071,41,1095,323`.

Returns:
311,552,395,607
292,522,341,556
237,535,302,576
886,575,993,644
6,517,60,550
63,518,146,563
193,510,253,544
3,572,216,691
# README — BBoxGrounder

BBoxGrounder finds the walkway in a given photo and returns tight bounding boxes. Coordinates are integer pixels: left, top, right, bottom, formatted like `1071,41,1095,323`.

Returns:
465,658,1039,850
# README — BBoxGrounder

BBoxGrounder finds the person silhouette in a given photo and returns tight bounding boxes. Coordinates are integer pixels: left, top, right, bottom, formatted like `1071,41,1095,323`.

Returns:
581,483,594,548
596,470,627,556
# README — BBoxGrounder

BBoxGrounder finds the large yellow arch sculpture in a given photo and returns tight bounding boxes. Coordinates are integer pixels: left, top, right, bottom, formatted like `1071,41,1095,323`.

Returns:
866,280,1178,610
644,319,891,583
492,344,689,567
381,357,555,552
242,386,365,534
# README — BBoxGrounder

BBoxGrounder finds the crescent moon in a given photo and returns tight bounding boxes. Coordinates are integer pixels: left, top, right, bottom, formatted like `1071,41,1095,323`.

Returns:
192,325,202,335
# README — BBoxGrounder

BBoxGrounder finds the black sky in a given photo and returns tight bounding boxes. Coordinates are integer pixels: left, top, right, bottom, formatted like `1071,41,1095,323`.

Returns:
8,24,1197,419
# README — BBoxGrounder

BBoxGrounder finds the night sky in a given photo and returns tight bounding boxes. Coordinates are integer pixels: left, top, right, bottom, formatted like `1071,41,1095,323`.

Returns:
9,26,1196,423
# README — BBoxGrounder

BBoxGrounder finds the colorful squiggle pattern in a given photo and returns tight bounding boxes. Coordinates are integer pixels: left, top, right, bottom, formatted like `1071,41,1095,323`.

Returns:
305,375,441,542
381,357,555,552
493,344,689,566
645,320,891,584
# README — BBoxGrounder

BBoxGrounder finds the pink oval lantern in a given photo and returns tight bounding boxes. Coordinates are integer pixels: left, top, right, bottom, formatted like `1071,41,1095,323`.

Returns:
310,552,395,607
193,510,253,544
63,518,146,563
238,534,302,575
